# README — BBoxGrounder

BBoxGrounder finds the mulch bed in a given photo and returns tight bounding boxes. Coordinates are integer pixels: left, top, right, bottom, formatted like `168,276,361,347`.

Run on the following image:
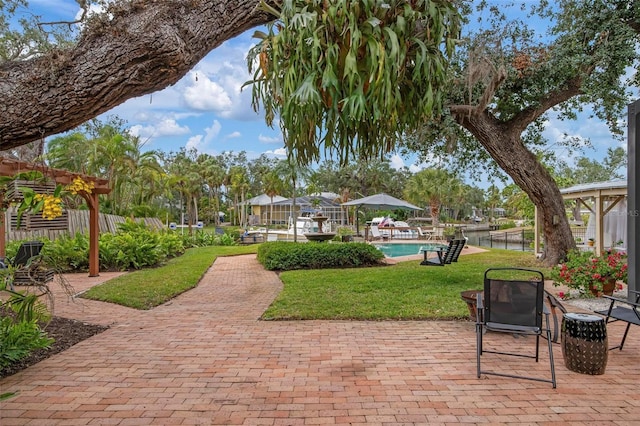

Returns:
0,316,108,379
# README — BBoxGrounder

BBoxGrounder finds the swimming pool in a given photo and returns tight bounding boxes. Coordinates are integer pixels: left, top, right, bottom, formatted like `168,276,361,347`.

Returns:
374,243,447,258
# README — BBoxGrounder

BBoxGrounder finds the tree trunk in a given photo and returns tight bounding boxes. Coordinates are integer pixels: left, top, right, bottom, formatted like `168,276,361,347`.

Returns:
454,111,575,266
214,188,221,225
0,0,271,149
429,200,440,227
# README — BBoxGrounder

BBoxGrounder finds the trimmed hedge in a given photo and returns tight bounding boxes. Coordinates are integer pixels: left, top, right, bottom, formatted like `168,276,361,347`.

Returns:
257,242,385,271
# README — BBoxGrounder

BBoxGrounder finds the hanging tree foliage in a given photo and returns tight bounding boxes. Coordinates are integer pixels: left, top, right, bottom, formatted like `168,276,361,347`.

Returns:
246,0,461,164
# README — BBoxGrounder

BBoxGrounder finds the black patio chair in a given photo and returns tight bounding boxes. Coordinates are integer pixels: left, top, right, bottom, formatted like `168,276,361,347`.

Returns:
595,289,640,350
0,241,46,290
0,241,44,269
476,268,556,388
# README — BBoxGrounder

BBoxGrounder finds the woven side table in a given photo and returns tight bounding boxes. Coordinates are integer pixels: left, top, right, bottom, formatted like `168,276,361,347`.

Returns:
561,313,608,375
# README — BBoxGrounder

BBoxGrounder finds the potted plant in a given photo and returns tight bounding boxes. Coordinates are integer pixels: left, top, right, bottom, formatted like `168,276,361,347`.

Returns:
551,249,628,298
335,226,355,242
443,226,456,242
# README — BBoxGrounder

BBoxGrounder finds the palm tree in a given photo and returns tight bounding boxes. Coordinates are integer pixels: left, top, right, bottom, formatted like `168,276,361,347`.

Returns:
263,171,284,226
275,158,310,242
198,154,226,225
404,168,460,226
46,133,91,173
339,187,352,227
228,165,250,227
165,148,203,232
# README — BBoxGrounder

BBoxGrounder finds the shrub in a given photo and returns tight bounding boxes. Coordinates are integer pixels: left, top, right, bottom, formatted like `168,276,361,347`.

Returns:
257,242,384,271
41,233,89,272
178,229,236,247
0,317,53,369
94,219,186,270
498,221,516,230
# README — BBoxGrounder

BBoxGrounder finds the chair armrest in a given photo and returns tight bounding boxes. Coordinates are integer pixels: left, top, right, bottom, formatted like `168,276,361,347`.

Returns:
476,293,484,323
602,294,640,309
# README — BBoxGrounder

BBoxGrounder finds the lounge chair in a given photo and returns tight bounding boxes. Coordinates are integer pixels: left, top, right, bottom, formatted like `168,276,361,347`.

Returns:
369,225,388,241
417,227,432,240
421,238,467,266
441,239,462,264
450,237,468,262
420,239,459,266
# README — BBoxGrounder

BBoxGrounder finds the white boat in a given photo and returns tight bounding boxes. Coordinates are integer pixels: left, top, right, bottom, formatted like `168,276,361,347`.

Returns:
264,217,318,241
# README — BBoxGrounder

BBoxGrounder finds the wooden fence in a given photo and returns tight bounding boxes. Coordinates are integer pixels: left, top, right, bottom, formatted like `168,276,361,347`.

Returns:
4,207,164,243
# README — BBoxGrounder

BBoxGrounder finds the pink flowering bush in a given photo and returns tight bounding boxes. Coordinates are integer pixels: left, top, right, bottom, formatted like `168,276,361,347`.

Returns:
551,249,628,298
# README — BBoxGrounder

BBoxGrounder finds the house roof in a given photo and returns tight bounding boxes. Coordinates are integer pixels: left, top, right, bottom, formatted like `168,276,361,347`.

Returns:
271,195,341,208
244,194,288,206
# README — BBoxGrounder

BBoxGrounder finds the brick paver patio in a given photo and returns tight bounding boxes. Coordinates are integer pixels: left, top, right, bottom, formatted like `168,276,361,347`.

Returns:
1,254,639,425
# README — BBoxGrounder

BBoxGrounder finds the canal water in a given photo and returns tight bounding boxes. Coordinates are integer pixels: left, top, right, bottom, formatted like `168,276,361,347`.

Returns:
462,227,535,252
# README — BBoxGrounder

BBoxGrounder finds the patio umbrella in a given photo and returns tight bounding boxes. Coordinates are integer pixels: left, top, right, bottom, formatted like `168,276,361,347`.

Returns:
341,193,422,235
341,193,422,211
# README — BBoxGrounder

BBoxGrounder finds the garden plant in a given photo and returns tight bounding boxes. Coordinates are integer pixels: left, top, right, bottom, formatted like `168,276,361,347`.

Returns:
551,249,628,298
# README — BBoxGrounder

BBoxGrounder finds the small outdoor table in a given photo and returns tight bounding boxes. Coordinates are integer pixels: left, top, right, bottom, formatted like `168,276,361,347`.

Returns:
420,244,447,266
561,313,608,375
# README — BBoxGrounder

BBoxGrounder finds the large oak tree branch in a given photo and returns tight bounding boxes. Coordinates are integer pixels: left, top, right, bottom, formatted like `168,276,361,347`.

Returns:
0,0,272,149
508,73,587,132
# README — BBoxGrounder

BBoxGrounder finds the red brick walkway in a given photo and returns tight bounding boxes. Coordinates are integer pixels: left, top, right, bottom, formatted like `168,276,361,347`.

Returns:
1,255,639,425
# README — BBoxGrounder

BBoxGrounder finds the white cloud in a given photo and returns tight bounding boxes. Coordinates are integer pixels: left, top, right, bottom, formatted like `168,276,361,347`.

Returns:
388,154,405,170
264,147,288,157
181,38,266,121
258,134,282,144
183,72,233,112
185,135,204,152
203,120,222,144
542,108,623,163
156,118,190,136
226,131,241,139
408,163,424,173
183,119,223,154
128,118,189,140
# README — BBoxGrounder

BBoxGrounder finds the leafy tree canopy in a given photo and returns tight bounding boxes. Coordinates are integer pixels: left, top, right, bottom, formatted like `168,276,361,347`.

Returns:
401,0,639,181
246,0,462,165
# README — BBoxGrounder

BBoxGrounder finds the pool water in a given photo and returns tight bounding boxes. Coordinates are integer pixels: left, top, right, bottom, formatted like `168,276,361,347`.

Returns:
374,243,447,258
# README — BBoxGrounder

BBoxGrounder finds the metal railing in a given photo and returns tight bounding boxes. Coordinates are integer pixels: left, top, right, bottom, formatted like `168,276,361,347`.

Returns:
468,229,535,252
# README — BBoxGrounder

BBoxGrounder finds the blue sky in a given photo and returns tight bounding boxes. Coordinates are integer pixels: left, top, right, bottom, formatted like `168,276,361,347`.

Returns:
24,0,632,186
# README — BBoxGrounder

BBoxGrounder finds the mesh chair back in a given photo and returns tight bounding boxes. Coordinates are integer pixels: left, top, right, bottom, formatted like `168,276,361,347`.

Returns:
13,241,45,267
483,269,544,328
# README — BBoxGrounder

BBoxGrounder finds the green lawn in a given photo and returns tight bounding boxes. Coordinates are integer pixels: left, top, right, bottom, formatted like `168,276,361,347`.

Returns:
82,245,551,319
262,249,551,320
81,245,259,309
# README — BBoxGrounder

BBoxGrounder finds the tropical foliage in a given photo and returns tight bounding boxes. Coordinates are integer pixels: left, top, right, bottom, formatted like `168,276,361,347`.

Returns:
0,271,53,369
246,0,461,164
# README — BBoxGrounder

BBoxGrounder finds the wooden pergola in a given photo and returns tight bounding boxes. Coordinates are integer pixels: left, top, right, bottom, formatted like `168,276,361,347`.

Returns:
560,180,627,256
0,157,111,277
533,180,627,257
